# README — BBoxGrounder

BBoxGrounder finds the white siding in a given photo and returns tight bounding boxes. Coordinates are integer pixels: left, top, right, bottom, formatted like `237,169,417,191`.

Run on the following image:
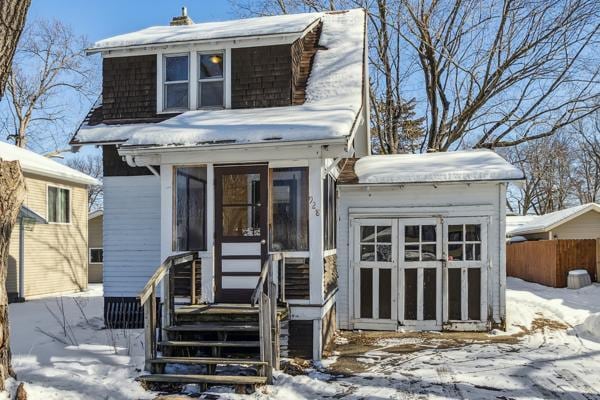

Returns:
336,182,505,330
104,175,161,297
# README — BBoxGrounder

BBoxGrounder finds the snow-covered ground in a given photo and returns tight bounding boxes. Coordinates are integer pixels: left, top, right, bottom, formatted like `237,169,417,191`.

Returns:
4,279,600,399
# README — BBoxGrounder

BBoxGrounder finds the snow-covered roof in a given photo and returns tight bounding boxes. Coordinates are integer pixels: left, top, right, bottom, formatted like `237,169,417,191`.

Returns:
73,9,366,149
509,203,600,235
506,215,540,235
0,141,100,186
354,150,524,184
88,12,322,52
89,210,103,220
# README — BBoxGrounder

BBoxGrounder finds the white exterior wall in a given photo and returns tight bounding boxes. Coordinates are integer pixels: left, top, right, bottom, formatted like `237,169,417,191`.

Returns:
103,175,161,297
336,182,506,330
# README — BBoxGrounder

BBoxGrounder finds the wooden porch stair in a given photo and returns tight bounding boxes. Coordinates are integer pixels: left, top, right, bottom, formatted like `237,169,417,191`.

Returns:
137,253,287,393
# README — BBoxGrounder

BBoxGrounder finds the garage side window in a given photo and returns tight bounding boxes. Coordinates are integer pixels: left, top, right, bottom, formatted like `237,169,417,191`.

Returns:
174,167,207,251
448,224,481,261
360,225,392,262
48,186,70,223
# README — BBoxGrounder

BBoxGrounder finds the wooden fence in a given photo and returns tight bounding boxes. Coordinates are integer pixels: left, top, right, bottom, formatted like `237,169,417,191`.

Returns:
507,239,598,288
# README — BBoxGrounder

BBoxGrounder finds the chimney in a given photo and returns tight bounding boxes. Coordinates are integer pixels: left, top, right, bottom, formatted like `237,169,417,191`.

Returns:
170,6,194,26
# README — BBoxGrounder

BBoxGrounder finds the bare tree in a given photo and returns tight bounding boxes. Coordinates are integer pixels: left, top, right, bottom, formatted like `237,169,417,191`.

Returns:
232,0,425,154
67,154,103,211
0,0,31,100
572,116,600,203
1,18,96,150
398,0,600,151
0,0,30,392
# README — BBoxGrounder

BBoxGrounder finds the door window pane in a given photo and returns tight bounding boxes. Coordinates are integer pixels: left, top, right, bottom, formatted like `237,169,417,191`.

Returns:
421,225,436,242
377,226,392,243
448,223,482,261
404,245,420,261
421,244,437,261
405,226,419,242
448,244,463,261
360,245,375,261
360,224,393,262
222,206,260,236
377,245,392,262
271,167,308,251
222,174,260,205
448,225,463,242
175,167,206,251
466,224,481,241
361,226,375,242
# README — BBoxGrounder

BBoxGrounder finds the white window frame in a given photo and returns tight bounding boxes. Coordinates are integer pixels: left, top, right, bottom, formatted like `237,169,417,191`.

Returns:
197,51,225,109
46,185,71,225
162,52,190,112
89,248,103,264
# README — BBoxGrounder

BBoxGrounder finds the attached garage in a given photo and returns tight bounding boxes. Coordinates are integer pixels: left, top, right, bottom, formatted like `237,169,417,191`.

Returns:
336,150,523,331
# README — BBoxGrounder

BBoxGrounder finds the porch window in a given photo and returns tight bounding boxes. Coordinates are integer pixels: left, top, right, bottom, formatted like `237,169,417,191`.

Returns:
47,186,70,223
323,174,336,250
163,54,189,111
271,167,308,251
174,167,207,251
198,53,224,108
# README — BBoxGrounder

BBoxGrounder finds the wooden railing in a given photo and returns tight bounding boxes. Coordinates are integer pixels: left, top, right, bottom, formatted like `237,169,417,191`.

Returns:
251,252,285,384
138,251,199,371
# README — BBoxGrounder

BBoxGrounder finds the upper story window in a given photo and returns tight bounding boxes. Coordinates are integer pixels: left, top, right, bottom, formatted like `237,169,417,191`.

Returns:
198,53,224,108
48,186,70,224
163,54,189,111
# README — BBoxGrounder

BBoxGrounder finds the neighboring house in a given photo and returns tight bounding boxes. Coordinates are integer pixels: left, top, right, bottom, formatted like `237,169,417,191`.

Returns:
67,7,520,389
336,151,523,331
507,203,600,240
88,210,103,283
1,142,100,301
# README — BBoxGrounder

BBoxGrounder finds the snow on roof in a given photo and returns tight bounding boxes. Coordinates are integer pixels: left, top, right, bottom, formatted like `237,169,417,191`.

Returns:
509,203,600,235
73,9,366,149
89,12,322,52
354,150,524,184
89,210,103,220
506,215,540,235
0,141,100,186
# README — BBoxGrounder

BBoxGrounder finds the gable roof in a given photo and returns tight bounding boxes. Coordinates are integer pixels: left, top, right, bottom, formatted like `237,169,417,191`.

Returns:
350,150,524,185
88,12,323,53
508,203,600,235
71,9,367,151
0,141,100,186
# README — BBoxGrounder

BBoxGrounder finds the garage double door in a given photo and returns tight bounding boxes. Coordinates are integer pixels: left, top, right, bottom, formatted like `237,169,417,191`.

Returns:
352,217,488,330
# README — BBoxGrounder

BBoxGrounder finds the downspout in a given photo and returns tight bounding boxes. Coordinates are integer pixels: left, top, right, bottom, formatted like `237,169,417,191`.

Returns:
18,216,25,301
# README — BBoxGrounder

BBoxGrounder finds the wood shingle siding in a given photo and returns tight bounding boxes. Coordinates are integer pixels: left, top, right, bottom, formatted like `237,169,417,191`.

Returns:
7,173,88,299
103,175,161,298
291,23,321,105
323,254,338,298
103,145,156,177
231,45,293,108
102,55,158,121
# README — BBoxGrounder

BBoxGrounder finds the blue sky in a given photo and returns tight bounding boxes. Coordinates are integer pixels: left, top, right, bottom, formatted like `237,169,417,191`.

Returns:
19,1,237,161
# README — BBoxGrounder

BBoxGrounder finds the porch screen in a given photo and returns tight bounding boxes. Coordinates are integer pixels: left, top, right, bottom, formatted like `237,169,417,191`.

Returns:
175,167,207,251
271,167,308,251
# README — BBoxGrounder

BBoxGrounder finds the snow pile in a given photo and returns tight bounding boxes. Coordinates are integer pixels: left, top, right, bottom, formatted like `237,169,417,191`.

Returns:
89,13,322,51
355,149,524,184
583,313,600,339
75,9,366,148
506,214,540,235
0,141,99,186
7,285,152,400
509,203,600,235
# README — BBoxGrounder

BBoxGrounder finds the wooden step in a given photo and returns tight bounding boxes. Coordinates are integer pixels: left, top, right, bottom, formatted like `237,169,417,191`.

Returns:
138,373,267,386
165,323,259,333
149,357,266,366
159,340,260,348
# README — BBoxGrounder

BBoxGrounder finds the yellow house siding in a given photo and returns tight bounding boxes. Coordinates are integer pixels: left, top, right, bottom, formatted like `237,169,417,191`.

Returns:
88,214,103,283
551,211,600,239
9,173,89,298
7,222,20,295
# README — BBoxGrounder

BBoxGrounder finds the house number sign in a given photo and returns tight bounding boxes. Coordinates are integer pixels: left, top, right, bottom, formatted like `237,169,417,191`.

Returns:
308,195,320,216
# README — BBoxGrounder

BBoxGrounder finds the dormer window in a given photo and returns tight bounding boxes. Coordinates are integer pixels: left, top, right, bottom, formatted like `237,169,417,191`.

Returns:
163,54,189,111
198,53,224,108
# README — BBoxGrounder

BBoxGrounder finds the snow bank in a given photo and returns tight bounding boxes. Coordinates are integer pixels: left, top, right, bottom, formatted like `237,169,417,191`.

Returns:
583,313,600,339
354,149,524,184
74,10,366,148
0,141,99,186
89,12,322,51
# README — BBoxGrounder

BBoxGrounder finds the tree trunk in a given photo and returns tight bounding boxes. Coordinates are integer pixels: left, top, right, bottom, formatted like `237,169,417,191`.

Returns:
0,161,26,390
0,0,31,100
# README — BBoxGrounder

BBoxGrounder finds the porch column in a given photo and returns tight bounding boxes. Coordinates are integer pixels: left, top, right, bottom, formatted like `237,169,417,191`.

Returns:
160,164,173,330
308,158,324,359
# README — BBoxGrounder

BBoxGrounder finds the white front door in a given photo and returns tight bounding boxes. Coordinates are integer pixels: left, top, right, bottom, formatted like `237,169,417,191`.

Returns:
352,216,489,331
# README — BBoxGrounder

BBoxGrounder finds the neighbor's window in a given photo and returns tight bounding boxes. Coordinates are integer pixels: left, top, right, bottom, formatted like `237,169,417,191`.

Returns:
164,54,189,111
323,174,336,250
48,186,70,223
175,167,207,251
271,167,309,251
90,248,103,263
198,53,224,108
